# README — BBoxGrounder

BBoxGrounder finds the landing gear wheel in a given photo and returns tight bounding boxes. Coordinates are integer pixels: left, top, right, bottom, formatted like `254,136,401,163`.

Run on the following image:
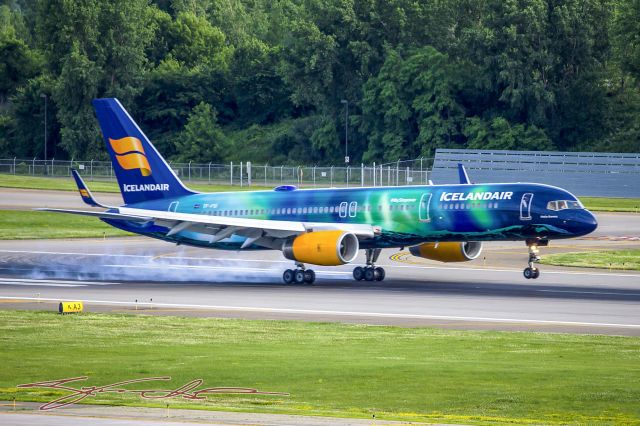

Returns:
374,267,386,281
304,270,316,284
531,268,540,279
353,266,364,281
283,269,294,284
294,269,306,284
523,267,534,279
364,267,375,281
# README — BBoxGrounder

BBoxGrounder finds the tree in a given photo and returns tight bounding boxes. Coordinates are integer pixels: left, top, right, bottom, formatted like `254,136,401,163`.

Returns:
360,47,466,162
174,102,229,162
613,0,640,82
464,117,553,151
0,6,42,103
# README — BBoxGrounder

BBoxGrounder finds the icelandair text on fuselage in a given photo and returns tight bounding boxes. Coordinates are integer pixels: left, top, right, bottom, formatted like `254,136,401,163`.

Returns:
440,191,513,202
123,183,169,192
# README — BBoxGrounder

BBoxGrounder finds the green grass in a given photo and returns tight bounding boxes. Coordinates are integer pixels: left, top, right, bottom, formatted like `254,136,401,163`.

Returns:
0,311,638,424
0,210,131,239
580,197,640,212
0,174,269,193
541,249,640,270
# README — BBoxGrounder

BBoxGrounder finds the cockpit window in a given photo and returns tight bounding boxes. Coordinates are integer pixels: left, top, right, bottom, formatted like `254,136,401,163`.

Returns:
547,200,584,211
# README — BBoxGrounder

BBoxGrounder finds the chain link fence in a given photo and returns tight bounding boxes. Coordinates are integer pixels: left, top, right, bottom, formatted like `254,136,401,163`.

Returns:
0,157,435,188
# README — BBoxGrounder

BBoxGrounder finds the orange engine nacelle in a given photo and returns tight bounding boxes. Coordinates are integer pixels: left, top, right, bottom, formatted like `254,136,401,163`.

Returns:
282,230,359,266
409,242,482,262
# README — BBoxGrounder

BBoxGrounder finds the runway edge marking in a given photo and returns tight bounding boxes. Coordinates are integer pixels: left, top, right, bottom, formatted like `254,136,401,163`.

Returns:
1,296,639,329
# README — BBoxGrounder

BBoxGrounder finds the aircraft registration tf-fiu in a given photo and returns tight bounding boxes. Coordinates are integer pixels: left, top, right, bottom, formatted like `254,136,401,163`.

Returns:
40,99,598,284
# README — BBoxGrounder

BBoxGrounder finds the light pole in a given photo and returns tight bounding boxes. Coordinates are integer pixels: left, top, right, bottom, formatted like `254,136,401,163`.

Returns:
341,99,349,186
40,94,47,174
40,94,47,160
341,99,349,164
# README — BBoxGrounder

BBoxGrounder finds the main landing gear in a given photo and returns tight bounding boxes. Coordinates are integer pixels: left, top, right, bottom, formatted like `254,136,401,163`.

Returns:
283,262,316,285
353,248,386,282
523,240,544,279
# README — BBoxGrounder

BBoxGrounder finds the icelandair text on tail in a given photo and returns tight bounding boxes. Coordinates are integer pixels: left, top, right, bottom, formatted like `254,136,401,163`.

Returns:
123,183,169,192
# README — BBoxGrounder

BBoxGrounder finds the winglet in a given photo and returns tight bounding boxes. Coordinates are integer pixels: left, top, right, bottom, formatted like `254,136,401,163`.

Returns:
457,163,471,184
72,170,113,208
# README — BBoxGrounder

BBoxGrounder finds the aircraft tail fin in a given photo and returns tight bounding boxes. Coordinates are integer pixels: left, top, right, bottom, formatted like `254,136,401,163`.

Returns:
92,98,196,205
458,163,471,184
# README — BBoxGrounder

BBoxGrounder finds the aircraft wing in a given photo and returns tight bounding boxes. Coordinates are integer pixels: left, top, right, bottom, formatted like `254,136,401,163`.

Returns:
37,207,376,248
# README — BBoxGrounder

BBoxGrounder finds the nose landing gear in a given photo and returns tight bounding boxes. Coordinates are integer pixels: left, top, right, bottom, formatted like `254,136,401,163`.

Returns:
283,262,316,284
523,240,543,279
353,248,386,281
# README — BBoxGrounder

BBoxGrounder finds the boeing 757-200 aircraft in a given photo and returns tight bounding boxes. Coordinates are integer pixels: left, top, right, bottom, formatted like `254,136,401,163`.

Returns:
40,98,598,284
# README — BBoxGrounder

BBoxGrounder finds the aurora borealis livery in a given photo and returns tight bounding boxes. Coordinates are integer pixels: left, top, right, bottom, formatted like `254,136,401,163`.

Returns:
39,99,598,283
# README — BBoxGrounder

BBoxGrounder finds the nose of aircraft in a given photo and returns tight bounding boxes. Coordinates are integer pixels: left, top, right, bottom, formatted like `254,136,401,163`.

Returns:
571,209,598,236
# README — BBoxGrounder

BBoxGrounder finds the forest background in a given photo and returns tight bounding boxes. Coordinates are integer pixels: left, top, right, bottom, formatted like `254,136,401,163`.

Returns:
1,0,639,166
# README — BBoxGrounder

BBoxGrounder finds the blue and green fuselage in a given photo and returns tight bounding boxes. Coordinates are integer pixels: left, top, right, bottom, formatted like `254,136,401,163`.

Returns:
104,182,597,250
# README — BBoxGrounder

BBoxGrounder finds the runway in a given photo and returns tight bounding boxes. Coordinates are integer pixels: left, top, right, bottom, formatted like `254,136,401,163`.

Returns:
1,187,639,335
1,235,639,335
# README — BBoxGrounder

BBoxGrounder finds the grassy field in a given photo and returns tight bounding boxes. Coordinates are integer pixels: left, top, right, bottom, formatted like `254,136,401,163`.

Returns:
580,197,640,213
0,311,638,424
0,174,269,193
0,210,131,239
541,249,640,271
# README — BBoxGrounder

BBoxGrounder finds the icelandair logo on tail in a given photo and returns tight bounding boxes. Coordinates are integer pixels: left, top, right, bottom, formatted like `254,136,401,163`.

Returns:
109,137,152,177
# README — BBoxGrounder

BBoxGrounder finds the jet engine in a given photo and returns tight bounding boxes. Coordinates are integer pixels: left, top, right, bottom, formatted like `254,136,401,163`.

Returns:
282,230,359,266
409,242,482,262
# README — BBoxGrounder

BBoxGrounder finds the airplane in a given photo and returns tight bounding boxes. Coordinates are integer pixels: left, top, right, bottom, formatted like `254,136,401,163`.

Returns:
39,98,598,284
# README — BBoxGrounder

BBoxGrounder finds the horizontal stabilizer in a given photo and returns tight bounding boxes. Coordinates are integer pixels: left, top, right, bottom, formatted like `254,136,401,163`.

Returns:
35,208,152,222
71,170,113,208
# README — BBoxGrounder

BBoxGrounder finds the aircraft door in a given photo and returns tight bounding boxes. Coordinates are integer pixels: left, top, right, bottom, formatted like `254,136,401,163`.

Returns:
168,201,179,212
520,193,533,220
419,193,432,222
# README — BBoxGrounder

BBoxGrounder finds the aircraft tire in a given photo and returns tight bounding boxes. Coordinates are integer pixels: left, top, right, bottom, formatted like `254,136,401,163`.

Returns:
531,268,540,279
283,269,294,284
374,267,385,281
353,266,364,281
304,270,316,284
364,267,375,281
523,267,533,279
294,270,306,284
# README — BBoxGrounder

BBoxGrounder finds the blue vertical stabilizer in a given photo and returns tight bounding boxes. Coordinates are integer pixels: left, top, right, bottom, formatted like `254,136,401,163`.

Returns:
92,98,195,205
458,163,471,184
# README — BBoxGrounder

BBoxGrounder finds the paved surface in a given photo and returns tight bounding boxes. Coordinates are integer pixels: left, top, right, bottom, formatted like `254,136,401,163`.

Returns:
0,401,431,426
0,187,124,210
1,235,639,335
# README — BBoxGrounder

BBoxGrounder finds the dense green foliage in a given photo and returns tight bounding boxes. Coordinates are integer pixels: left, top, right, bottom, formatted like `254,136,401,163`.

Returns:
1,0,639,164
